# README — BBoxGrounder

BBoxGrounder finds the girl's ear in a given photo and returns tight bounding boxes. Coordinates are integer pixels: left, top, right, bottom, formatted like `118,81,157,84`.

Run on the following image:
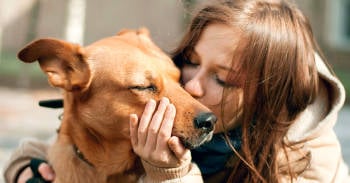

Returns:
18,38,91,91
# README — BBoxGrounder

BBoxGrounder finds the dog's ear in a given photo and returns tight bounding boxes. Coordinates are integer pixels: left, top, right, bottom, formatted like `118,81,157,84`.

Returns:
137,27,150,37
17,38,91,91
117,27,150,37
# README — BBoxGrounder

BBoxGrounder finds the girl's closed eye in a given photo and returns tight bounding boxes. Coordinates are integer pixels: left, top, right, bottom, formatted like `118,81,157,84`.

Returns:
214,74,242,88
214,74,230,87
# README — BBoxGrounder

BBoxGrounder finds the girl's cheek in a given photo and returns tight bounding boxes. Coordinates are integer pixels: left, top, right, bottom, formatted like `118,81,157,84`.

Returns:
198,86,223,107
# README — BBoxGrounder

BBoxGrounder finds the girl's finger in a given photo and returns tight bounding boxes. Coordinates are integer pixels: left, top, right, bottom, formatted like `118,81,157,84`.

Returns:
129,114,139,147
145,98,170,148
138,99,156,146
38,163,55,181
17,167,33,183
156,103,176,149
168,136,190,162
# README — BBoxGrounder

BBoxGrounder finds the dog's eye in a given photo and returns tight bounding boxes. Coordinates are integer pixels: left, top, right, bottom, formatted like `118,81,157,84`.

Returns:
129,85,157,92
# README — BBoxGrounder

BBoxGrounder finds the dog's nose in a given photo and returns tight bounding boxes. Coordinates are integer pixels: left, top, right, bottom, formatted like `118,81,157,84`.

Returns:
194,112,217,132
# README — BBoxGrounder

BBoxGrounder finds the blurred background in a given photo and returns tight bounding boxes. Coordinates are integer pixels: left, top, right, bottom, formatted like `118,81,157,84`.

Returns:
0,0,349,182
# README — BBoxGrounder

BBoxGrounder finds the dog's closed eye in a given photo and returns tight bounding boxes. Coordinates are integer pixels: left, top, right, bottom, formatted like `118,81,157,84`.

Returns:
128,84,157,92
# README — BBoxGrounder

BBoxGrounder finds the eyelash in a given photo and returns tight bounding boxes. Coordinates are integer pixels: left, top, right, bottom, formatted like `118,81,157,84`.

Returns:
184,59,230,87
214,74,228,87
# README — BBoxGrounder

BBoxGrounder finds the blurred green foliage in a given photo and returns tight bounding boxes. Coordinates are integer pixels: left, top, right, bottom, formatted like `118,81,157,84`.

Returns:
0,51,47,88
335,69,350,104
0,52,42,76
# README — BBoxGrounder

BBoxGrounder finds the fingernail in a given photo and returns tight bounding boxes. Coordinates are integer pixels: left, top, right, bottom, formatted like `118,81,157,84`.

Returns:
130,114,138,126
148,99,156,105
168,136,177,146
166,103,173,111
161,97,170,104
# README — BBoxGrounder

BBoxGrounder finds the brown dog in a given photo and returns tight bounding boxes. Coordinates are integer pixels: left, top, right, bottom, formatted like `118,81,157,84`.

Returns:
17,28,216,183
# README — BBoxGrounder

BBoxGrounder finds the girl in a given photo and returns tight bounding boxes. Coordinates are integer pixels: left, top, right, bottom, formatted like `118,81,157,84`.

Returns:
130,0,350,182
6,0,350,182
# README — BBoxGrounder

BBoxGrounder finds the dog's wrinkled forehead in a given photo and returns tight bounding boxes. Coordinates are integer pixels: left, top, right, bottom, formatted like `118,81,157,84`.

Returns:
93,29,177,69
117,28,171,63
87,29,171,63
85,28,180,87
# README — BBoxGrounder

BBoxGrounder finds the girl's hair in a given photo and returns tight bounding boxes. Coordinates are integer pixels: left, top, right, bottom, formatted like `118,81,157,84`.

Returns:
172,0,323,182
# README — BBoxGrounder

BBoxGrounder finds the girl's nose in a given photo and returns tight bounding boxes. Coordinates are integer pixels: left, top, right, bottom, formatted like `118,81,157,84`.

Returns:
184,77,205,98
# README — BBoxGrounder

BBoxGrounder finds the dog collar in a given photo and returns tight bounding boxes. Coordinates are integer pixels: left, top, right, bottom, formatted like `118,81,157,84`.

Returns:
39,100,93,167
38,99,63,108
73,144,94,167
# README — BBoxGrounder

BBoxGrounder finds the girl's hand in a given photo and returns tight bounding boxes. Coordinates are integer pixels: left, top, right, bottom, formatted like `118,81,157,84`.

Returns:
17,162,55,183
130,97,191,168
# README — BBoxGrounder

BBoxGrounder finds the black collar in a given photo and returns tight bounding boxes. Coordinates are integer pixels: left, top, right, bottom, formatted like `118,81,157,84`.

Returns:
39,99,63,108
40,100,92,167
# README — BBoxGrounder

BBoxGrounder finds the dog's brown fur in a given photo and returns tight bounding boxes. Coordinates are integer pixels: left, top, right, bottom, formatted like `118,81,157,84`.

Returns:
17,28,215,182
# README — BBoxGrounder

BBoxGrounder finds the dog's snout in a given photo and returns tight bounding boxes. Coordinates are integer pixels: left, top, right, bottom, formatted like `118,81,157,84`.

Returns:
194,112,217,132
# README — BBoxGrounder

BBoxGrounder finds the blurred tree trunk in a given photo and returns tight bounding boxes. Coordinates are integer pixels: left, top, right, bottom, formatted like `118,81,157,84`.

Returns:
0,0,4,64
182,0,197,28
65,0,86,45
0,26,3,64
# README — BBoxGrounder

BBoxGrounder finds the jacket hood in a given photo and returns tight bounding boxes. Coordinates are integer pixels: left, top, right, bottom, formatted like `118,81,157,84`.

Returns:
286,53,346,142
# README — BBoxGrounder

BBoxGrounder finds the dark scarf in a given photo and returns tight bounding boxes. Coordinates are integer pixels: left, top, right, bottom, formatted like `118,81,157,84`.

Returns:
191,126,242,175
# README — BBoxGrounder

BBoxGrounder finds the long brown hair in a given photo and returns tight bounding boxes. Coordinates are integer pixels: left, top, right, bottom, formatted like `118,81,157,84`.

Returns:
173,0,321,182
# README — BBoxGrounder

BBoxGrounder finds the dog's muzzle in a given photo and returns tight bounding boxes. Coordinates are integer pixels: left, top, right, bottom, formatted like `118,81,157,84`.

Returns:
181,112,217,149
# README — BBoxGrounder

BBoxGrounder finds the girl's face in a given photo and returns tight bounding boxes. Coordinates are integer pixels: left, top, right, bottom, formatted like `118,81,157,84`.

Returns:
181,24,244,133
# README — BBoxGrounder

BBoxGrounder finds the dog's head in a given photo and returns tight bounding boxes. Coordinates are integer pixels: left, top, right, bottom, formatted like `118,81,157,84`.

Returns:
17,28,216,175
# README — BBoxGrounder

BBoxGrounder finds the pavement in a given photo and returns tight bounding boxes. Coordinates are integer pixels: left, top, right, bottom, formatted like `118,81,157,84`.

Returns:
0,87,62,183
0,87,349,182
